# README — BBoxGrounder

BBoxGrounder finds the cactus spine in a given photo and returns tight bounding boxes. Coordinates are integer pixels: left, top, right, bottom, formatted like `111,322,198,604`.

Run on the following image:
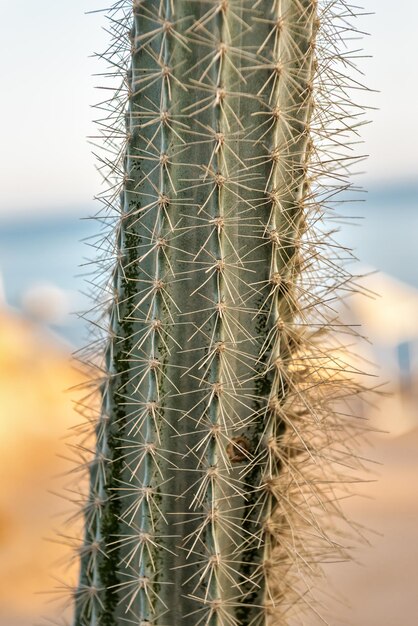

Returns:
70,1,368,625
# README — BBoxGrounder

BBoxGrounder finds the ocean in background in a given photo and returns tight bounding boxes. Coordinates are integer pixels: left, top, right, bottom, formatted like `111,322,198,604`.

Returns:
0,183,417,346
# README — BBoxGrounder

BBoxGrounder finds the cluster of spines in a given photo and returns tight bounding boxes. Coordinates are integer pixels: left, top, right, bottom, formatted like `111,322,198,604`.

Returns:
50,2,372,626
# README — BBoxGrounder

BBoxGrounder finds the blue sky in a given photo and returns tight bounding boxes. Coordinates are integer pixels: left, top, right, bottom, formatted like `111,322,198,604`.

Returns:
0,0,417,214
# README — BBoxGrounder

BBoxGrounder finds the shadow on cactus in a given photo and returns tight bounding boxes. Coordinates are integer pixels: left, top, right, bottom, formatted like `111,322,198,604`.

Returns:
62,1,373,625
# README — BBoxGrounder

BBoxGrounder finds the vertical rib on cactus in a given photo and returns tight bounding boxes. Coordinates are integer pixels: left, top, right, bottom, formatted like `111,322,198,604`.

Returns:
122,0,174,621
235,3,319,622
199,4,228,617
67,1,370,625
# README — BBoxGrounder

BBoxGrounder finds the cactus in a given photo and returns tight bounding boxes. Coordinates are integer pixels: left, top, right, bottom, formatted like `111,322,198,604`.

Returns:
68,1,369,625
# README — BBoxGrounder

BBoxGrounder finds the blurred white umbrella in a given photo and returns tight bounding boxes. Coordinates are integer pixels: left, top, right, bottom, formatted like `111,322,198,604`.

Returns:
21,282,70,325
351,270,418,345
349,268,418,437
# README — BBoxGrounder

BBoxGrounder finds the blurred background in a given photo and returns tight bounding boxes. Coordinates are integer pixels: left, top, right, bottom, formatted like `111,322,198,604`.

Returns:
0,1,417,625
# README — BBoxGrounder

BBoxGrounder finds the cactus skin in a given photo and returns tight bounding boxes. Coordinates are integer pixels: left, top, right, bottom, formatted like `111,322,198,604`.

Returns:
70,1,368,625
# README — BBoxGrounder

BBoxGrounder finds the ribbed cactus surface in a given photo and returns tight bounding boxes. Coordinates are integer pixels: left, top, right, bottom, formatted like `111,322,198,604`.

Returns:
70,1,368,625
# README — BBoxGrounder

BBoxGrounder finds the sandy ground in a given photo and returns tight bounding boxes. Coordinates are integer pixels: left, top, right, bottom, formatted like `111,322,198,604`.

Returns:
0,310,85,626
0,308,417,626
311,428,418,626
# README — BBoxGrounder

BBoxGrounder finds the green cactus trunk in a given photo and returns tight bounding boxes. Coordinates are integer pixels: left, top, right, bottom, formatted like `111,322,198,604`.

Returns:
73,1,367,625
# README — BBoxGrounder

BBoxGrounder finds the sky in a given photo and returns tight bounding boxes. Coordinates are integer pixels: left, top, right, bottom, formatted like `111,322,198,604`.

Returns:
0,0,417,215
